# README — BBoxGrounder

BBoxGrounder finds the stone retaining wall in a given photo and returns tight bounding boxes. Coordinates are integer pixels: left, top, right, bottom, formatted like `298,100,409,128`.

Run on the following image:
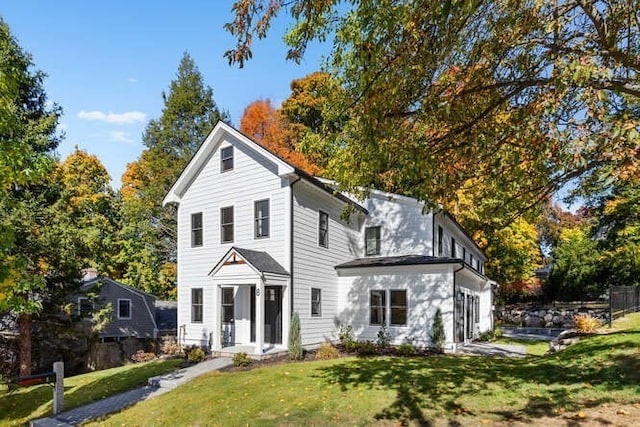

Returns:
496,305,609,328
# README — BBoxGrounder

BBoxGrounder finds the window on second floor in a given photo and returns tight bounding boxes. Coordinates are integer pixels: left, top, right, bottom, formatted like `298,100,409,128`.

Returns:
451,237,456,258
191,212,203,247
437,226,443,256
318,211,329,248
365,226,381,256
255,199,270,238
117,299,131,319
78,297,93,318
221,146,233,172
221,206,234,243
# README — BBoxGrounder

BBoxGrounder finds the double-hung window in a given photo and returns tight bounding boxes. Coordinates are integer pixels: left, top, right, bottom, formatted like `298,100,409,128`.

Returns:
191,288,203,323
365,226,381,256
255,200,270,238
311,288,322,317
78,297,93,318
318,211,329,248
221,206,234,243
370,290,386,325
222,288,234,323
390,290,407,326
191,212,203,247
451,237,456,258
117,299,132,319
437,226,443,256
221,146,233,172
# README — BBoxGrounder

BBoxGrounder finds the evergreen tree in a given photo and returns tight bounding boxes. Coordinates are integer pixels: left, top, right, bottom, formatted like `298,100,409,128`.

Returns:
430,308,445,353
118,52,228,298
288,311,303,360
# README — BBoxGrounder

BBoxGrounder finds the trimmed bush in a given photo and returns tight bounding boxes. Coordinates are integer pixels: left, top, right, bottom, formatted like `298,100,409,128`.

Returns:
355,340,377,356
575,314,600,333
397,342,417,356
232,352,252,367
376,324,390,348
187,347,206,364
315,342,340,360
289,311,304,360
431,308,446,353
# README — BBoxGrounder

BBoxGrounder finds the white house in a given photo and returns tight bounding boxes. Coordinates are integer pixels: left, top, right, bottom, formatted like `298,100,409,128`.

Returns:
163,122,495,355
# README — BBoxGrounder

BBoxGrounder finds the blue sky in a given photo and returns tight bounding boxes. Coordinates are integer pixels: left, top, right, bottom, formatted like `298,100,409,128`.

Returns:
2,1,327,187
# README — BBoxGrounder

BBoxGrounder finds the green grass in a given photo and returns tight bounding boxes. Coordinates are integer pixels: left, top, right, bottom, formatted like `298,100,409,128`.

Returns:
91,313,640,426
0,358,182,427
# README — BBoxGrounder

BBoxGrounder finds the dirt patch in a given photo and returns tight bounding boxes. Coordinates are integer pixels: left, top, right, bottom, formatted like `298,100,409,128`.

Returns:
490,401,640,426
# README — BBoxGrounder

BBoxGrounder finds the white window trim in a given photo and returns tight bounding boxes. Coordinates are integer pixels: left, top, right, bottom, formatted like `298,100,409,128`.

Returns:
220,206,234,244
310,288,322,318
117,298,132,320
191,288,204,323
191,212,203,247
318,210,329,248
220,145,234,173
365,225,382,256
369,289,386,326
254,198,270,239
389,289,408,327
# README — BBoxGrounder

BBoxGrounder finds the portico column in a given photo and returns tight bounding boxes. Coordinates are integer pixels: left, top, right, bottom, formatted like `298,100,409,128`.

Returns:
255,279,264,355
213,285,222,351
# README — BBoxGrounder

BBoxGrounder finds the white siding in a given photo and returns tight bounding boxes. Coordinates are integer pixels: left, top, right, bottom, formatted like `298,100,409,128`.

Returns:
337,265,456,348
457,269,493,334
360,193,434,257
176,133,289,346
292,181,361,345
434,212,486,268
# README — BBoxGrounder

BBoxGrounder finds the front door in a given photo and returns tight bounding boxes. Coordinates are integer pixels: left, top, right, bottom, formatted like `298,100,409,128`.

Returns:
264,286,282,344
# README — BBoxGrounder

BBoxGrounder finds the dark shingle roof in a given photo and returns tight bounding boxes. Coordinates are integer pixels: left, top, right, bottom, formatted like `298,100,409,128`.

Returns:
335,255,463,269
231,247,290,276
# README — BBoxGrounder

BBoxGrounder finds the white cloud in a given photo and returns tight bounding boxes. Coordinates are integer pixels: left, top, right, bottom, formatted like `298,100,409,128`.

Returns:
108,131,135,143
77,110,146,124
127,77,138,83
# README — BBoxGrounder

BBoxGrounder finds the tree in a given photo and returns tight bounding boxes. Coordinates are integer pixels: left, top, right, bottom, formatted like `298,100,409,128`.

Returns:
430,308,445,353
226,0,640,221
240,99,320,174
118,52,228,298
0,18,63,376
288,311,303,360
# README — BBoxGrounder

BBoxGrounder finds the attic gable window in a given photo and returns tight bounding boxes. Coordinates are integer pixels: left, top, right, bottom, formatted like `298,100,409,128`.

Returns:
318,211,329,248
191,212,203,247
365,226,381,256
221,146,233,172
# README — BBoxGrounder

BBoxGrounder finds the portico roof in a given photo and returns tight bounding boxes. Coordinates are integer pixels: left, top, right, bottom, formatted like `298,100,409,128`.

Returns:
209,246,290,277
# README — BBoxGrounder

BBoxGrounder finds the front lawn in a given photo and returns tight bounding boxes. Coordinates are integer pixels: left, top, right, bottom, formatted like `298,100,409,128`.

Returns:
92,313,640,426
0,358,182,427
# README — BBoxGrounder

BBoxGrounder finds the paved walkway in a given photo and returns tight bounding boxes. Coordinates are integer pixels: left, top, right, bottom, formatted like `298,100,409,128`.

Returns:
456,342,528,357
30,357,232,427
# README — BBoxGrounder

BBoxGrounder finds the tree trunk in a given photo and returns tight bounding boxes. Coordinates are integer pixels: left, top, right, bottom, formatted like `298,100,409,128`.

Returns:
18,314,32,376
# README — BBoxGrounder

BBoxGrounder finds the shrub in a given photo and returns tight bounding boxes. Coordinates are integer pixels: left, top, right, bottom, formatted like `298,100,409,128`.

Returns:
232,352,252,367
376,324,390,348
187,347,206,364
289,311,304,360
131,350,157,363
397,342,417,357
161,338,181,356
337,324,354,348
431,308,446,353
574,314,600,333
315,342,340,360
355,340,378,356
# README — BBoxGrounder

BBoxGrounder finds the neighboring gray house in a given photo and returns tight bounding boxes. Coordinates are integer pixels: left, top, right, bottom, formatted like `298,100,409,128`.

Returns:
79,276,159,341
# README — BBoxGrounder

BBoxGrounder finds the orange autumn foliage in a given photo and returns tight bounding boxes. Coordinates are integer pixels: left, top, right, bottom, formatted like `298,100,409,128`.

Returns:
240,99,320,175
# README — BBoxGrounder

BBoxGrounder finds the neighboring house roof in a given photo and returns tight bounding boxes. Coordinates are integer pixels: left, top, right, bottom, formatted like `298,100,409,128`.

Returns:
162,121,368,214
155,300,177,331
209,246,290,276
81,277,157,300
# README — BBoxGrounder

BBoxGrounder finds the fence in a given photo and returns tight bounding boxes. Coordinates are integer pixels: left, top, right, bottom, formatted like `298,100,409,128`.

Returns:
610,285,640,323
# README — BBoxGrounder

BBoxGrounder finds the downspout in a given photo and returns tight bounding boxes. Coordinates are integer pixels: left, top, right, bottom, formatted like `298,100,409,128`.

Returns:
452,262,465,349
290,176,302,314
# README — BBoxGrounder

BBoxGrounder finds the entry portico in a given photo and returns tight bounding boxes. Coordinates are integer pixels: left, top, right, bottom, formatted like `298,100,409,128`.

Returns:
209,247,290,355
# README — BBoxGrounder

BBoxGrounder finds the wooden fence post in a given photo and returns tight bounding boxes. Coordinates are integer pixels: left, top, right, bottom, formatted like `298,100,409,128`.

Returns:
52,362,64,415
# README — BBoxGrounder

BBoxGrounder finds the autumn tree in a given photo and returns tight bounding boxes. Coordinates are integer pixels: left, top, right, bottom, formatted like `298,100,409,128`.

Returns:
118,52,228,298
226,0,640,222
240,98,320,174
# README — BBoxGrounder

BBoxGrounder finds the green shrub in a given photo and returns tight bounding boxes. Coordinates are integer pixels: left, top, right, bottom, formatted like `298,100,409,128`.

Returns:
315,342,340,360
355,340,378,356
478,329,496,342
232,352,252,367
131,350,157,363
376,324,390,348
337,324,354,348
288,311,304,360
431,308,446,353
187,347,206,364
397,342,417,356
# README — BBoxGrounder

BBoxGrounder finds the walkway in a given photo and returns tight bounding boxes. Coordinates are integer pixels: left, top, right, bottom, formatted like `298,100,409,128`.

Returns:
30,357,232,427
457,342,528,357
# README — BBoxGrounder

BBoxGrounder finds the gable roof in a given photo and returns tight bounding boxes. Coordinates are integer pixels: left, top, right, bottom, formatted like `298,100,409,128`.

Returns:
209,246,290,277
162,121,367,214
